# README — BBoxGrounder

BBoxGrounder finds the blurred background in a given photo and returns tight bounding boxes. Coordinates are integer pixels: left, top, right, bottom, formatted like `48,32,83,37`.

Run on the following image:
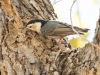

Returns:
50,0,100,48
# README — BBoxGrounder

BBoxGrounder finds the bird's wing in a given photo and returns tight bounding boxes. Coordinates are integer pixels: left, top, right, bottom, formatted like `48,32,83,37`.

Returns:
54,22,89,35
41,21,89,36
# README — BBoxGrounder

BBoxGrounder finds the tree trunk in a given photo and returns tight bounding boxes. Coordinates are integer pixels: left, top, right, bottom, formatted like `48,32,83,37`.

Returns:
0,0,99,75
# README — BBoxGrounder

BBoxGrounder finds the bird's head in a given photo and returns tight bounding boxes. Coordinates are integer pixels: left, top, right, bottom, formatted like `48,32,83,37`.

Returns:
26,22,42,32
20,19,47,33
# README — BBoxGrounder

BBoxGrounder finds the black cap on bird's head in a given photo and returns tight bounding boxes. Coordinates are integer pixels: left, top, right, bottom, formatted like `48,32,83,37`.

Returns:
21,19,49,32
27,19,48,27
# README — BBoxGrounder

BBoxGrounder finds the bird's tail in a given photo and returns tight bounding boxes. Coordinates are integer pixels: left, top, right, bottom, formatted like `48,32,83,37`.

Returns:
58,22,89,35
52,27,89,36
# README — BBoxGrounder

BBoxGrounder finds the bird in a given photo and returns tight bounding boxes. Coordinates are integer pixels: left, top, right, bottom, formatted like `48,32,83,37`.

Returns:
21,19,89,45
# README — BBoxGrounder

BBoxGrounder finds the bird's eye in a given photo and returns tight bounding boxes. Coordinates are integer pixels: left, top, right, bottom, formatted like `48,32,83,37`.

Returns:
29,26,32,28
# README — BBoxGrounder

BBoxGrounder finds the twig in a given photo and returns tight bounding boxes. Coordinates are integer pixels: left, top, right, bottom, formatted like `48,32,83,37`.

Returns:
53,0,62,5
70,0,100,49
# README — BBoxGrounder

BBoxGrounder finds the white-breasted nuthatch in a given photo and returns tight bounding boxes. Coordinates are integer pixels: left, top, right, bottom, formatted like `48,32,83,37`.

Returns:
21,19,89,45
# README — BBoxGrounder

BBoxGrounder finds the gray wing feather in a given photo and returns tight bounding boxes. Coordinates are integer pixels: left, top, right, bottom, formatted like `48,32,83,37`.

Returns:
41,21,89,36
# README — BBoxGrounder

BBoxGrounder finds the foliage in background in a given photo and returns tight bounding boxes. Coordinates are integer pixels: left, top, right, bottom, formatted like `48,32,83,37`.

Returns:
52,0,100,48
69,11,89,48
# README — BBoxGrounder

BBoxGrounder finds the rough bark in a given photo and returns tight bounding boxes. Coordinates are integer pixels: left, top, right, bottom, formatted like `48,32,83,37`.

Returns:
0,0,99,75
55,16,100,75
